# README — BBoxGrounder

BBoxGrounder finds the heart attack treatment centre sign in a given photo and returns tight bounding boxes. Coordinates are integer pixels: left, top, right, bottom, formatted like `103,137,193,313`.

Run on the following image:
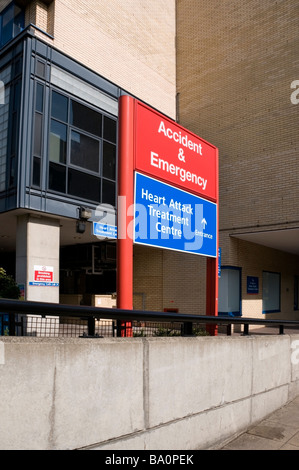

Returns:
132,100,218,256
134,172,217,257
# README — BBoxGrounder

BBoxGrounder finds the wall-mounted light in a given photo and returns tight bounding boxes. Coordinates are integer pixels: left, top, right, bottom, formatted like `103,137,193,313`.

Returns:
76,220,86,234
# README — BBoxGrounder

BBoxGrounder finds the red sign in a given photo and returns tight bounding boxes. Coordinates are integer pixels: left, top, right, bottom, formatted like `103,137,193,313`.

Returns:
134,101,218,201
34,265,53,282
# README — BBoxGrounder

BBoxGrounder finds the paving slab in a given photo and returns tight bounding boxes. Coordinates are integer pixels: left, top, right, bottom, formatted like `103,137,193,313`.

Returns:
220,397,299,450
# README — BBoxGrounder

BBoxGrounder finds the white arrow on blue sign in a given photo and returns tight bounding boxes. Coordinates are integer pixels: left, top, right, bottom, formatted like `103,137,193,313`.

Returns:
134,172,217,258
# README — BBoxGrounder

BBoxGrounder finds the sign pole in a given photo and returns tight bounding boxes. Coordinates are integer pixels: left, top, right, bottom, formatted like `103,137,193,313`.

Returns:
206,148,219,335
117,95,134,336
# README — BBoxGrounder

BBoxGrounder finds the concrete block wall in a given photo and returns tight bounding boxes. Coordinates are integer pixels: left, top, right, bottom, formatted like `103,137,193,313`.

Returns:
1,334,299,450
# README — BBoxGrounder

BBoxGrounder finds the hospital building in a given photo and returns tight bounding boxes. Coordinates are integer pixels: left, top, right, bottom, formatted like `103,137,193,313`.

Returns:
0,0,298,325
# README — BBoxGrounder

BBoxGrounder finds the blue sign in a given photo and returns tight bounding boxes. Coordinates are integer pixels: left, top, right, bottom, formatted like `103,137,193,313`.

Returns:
247,276,259,294
134,172,217,257
93,222,117,239
29,282,59,287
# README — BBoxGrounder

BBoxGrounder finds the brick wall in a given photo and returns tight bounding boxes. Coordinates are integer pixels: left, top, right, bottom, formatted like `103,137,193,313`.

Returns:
50,0,176,118
176,0,299,320
177,0,298,233
133,245,207,314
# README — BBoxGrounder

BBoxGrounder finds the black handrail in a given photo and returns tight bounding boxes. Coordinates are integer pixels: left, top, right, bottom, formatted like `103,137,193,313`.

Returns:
1,298,299,337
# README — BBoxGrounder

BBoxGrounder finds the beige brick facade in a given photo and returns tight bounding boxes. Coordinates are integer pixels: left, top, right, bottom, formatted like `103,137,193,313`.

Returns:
133,245,206,314
1,0,176,117
177,0,299,320
49,0,175,118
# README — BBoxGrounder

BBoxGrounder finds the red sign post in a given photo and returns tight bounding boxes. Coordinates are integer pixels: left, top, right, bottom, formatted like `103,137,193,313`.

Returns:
117,96,219,335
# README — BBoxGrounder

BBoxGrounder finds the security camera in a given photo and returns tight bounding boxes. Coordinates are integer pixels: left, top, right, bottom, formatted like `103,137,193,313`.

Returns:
79,207,92,220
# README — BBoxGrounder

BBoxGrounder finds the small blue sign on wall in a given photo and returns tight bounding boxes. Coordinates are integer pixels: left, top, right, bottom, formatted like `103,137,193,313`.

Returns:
247,276,259,294
93,222,117,239
134,172,217,258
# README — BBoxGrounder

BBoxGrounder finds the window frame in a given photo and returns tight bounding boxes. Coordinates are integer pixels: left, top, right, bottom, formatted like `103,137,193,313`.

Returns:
47,88,117,206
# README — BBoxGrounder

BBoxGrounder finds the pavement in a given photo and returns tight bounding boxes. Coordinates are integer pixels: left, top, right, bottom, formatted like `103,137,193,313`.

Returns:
218,395,299,450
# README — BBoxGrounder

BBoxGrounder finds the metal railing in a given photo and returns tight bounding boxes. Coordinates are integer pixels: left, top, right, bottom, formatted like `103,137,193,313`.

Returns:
1,298,299,338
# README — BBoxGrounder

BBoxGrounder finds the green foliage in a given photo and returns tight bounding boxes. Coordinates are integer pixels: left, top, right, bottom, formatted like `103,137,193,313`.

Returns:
0,268,20,299
192,326,210,336
153,327,181,337
133,329,146,337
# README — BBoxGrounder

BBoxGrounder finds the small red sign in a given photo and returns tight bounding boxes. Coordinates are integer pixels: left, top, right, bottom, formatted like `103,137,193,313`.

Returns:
34,266,53,282
134,101,217,201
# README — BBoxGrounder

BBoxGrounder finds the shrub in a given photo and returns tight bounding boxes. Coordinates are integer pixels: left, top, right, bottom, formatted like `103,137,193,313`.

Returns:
0,268,20,299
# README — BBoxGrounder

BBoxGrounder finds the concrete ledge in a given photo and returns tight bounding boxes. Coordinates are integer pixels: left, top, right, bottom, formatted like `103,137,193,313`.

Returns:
0,334,298,450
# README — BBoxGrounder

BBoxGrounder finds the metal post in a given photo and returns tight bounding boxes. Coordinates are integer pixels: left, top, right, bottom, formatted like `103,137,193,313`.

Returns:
182,321,193,336
205,148,219,337
243,324,249,335
117,95,134,337
87,317,95,337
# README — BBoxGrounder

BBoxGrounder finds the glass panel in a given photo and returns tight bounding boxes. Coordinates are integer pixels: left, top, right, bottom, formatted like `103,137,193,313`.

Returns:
51,91,68,122
70,100,102,137
13,9,24,36
102,179,115,206
68,168,101,202
32,157,41,187
49,119,67,163
70,130,100,172
103,115,116,143
1,5,14,46
34,113,43,156
11,113,17,155
0,4,24,48
49,162,66,193
262,272,280,312
9,155,15,186
36,60,46,79
36,83,44,112
218,268,241,315
102,141,116,180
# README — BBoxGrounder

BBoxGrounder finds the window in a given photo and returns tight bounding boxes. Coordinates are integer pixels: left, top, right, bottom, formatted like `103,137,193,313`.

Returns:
262,271,280,313
295,276,299,311
48,90,117,205
32,82,45,187
70,130,100,172
49,120,67,164
0,56,22,192
0,2,25,49
218,267,241,316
